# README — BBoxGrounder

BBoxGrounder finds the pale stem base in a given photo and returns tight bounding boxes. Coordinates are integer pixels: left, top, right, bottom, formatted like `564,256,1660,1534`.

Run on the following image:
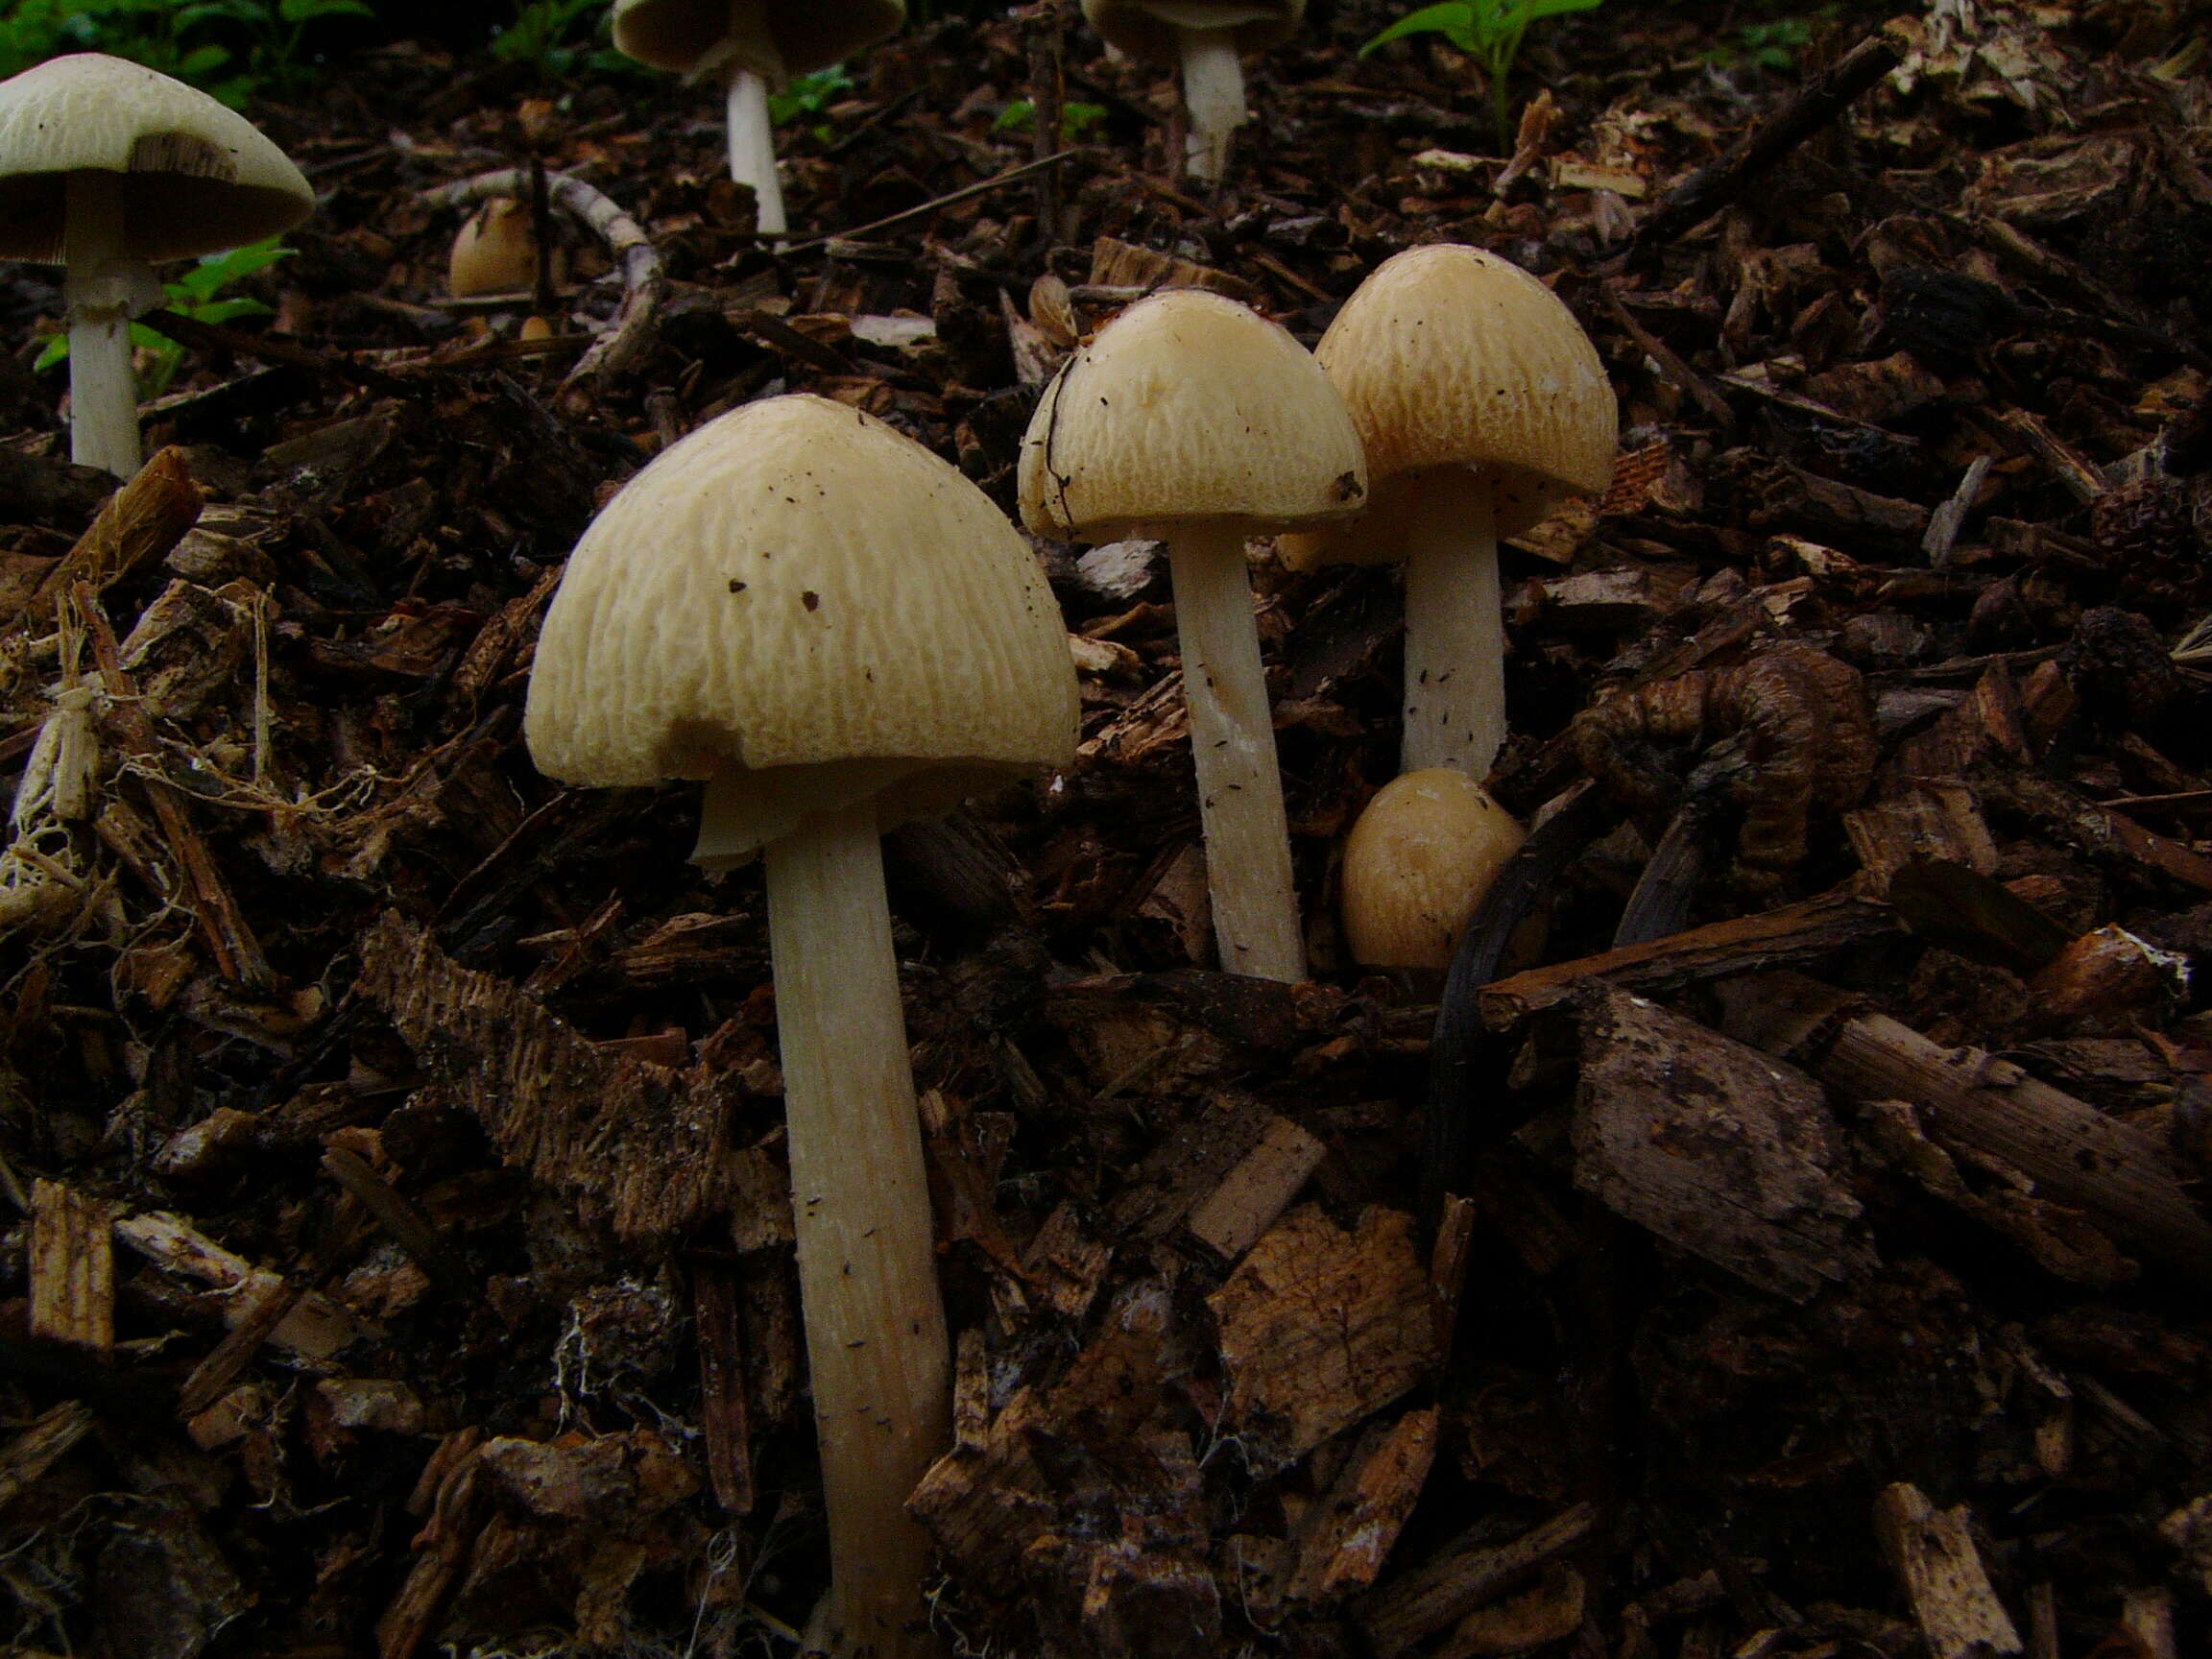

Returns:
62,170,142,479
1402,469,1502,778
764,802,950,1658
1169,525,1304,981
725,65,789,238
1178,27,1247,183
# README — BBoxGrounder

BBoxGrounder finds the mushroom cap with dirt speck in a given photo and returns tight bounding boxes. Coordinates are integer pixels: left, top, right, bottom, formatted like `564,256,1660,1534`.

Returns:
0,53,313,264
1285,243,1616,565
1017,286,1366,541
1341,767,1525,970
612,0,905,80
1081,0,1303,64
524,393,1078,849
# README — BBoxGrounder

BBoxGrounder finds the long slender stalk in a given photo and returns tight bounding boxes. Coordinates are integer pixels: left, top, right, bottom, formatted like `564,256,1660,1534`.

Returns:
1401,467,1501,778
1168,524,1304,981
764,801,949,1658
62,170,142,478
724,62,788,237
1177,26,1247,182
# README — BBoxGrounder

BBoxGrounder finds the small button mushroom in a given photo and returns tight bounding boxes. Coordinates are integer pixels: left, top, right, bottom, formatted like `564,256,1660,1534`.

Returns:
1283,245,1618,780
0,53,314,477
1342,768,1525,971
446,198,538,298
1019,287,1366,983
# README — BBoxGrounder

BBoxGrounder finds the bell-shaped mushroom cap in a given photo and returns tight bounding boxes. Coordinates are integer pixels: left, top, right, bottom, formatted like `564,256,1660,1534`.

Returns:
1081,0,1303,64
1018,286,1366,542
613,0,905,80
525,394,1078,849
0,54,313,264
1293,244,1615,562
1341,768,1525,970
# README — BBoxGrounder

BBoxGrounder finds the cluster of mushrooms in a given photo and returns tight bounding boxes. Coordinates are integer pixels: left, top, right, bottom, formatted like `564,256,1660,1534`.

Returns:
0,39,1617,1659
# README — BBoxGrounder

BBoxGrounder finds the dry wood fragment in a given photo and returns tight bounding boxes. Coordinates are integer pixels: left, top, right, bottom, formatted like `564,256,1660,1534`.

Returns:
1439,1564,1585,1658
28,1178,113,1355
2001,409,2106,504
176,1275,300,1419
1478,890,1898,1028
1283,1407,1437,1603
377,1432,489,1659
1979,768,2212,895
1360,1501,1599,1659
1573,982,1875,1301
1873,1482,2023,1659
1185,1114,1326,1261
0,1400,95,1509
1208,1205,1439,1471
1924,454,1994,571
1718,974,2212,1277
1844,786,1999,895
356,911,745,1240
692,1262,755,1515
114,1209,367,1358
16,447,200,625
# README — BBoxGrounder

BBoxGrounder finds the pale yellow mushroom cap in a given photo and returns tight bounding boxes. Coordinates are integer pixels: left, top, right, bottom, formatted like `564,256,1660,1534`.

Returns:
1341,767,1525,970
447,199,537,298
1283,244,1616,567
613,0,904,82
0,53,313,264
525,393,1078,854
1081,0,1303,64
1017,286,1366,542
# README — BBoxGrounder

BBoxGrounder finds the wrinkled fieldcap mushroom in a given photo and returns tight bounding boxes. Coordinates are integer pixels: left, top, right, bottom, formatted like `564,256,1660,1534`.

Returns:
1341,767,1525,971
527,392,1075,1657
1082,0,1302,182
446,198,539,299
1284,244,1616,780
0,53,314,477
1020,286,1364,982
612,0,903,237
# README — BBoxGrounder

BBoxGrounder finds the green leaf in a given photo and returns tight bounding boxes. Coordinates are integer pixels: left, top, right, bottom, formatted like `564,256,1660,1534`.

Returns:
279,0,374,20
187,298,275,327
1360,1,1480,57
34,335,67,373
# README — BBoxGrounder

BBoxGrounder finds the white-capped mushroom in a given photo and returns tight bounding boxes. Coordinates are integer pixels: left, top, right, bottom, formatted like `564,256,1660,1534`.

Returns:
0,53,314,477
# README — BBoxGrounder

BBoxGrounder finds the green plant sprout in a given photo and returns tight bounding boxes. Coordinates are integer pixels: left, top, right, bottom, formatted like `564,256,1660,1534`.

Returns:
991,99,1108,142
1361,0,1603,153
37,239,292,400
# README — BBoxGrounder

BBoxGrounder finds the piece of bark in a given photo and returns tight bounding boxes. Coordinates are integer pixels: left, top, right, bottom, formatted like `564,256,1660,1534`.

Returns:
1438,1564,1585,1659
114,1209,369,1359
693,1261,754,1516
16,446,201,625
1844,786,1999,895
0,1400,95,1509
176,1275,301,1419
356,911,745,1240
1478,891,1898,1029
378,1433,489,1659
1208,1205,1439,1472
1359,1501,1599,1659
1884,858,2073,977
1186,1114,1327,1262
29,1179,113,1355
1020,1200,1114,1321
1873,1482,2023,1659
1283,1407,1438,1603
1981,769,2212,895
1718,974,2212,1277
1573,983,1875,1301
1427,1191,1478,1355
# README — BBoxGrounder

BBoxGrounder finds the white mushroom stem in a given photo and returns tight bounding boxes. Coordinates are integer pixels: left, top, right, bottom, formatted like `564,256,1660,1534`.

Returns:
1401,466,1503,778
1178,26,1247,183
1167,524,1304,981
723,61,789,237
62,169,145,479
762,799,949,1658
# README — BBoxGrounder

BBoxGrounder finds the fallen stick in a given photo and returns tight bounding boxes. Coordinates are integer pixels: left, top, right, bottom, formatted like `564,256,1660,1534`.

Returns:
1633,22,1911,251
424,168,662,384
774,151,1076,255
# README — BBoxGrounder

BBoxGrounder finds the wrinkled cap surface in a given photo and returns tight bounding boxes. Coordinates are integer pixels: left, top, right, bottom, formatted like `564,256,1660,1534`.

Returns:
525,393,1078,851
1299,243,1616,558
613,0,904,80
1081,0,1303,63
0,54,313,264
1018,286,1365,541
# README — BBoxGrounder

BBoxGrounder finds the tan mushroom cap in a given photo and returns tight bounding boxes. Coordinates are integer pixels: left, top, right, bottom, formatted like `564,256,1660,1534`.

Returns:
1018,286,1366,541
1341,768,1524,970
1286,244,1616,565
1081,0,1303,64
0,53,314,265
526,393,1078,847
613,0,905,81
